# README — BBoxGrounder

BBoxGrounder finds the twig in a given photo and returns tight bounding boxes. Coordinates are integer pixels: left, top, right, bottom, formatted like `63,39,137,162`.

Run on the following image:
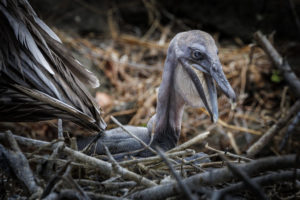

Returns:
220,155,267,200
27,154,85,168
205,143,252,162
57,119,63,139
76,179,136,191
212,170,300,199
200,108,262,135
280,111,300,151
43,119,65,179
0,132,157,187
227,132,241,155
81,132,102,154
104,145,130,179
0,131,42,197
156,147,196,200
254,31,300,97
217,118,262,135
130,155,298,199
119,149,194,166
117,34,168,49
41,161,71,198
247,100,300,157
167,131,210,153
26,139,63,159
184,153,218,165
110,116,157,155
63,174,90,200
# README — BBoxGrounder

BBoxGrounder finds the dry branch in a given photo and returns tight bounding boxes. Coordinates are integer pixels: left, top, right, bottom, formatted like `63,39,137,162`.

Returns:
156,147,196,200
0,131,42,197
167,131,210,153
221,155,267,200
119,149,194,167
212,170,300,199
0,132,157,188
111,116,157,155
129,155,298,199
254,31,300,98
205,144,252,162
247,100,300,157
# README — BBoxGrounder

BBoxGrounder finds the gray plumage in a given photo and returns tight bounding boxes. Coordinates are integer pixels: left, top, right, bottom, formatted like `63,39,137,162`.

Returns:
0,0,106,131
78,30,236,156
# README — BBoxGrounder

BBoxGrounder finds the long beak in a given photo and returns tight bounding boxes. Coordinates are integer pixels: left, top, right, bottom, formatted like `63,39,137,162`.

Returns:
210,61,236,101
182,64,215,122
205,61,236,122
181,59,235,123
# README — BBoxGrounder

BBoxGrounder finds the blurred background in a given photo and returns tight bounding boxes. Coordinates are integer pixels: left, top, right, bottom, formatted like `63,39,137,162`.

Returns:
1,0,299,155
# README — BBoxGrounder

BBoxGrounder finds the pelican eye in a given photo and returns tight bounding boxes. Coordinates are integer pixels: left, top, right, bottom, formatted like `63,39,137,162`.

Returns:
192,50,204,60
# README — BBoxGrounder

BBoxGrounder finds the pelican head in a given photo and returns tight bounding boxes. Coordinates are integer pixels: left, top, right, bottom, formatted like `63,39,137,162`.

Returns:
170,30,236,122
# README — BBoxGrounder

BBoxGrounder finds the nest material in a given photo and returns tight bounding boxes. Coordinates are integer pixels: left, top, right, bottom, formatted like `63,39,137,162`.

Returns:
0,25,299,199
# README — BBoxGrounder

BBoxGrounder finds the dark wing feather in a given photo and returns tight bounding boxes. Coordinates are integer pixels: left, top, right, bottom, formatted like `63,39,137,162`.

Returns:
0,0,106,131
0,4,53,74
18,0,99,88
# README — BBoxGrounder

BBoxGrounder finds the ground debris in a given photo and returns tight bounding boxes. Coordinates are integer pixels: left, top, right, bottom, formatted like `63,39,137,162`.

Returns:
0,24,299,199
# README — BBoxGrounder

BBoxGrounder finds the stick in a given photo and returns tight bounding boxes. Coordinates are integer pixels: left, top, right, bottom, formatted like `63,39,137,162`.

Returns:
227,132,241,155
156,147,196,200
220,155,267,200
104,145,149,190
129,155,298,200
247,100,300,157
205,144,252,162
110,116,157,155
212,170,300,200
167,131,210,153
0,132,157,187
0,132,42,197
254,31,300,98
119,149,194,166
41,161,71,198
280,111,300,150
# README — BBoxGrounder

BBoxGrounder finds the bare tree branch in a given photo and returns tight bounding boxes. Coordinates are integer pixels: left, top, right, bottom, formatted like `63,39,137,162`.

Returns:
0,131,157,188
156,147,197,200
254,31,300,98
247,100,300,157
212,170,300,199
130,155,298,199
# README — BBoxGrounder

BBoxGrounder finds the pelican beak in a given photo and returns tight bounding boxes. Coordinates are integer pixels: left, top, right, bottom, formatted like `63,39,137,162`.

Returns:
209,60,236,101
192,60,235,123
181,58,235,123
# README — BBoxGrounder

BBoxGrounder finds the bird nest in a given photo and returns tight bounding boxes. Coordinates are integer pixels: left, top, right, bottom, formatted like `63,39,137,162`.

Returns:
0,27,299,199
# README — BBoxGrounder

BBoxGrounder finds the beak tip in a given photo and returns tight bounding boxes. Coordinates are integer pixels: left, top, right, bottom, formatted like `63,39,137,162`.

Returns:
228,88,236,102
212,117,218,123
231,94,237,102
211,112,218,123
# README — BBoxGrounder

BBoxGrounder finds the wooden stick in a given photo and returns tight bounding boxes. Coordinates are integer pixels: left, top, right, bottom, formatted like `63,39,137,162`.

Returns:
2,131,42,196
247,100,300,157
220,155,267,200
119,149,194,166
110,116,157,155
156,147,196,200
254,31,300,98
0,132,157,187
129,155,298,200
167,131,210,153
212,170,299,200
206,143,252,162
227,132,241,155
